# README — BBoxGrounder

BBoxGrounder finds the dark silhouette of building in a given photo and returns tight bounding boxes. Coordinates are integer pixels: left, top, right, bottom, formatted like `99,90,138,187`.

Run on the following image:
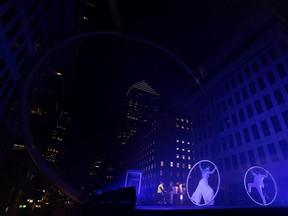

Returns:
0,0,84,214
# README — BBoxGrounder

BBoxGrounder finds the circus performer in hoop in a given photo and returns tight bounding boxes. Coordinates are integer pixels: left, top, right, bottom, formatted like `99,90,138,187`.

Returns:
247,168,268,204
191,161,216,205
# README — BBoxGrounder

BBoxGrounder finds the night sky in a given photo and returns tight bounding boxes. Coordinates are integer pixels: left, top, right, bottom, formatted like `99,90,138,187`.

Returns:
59,0,288,186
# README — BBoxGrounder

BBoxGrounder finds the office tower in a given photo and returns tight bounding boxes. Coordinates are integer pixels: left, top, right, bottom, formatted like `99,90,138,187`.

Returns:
114,80,160,181
184,7,288,206
88,155,114,193
0,0,55,169
0,141,40,214
41,110,71,171
0,0,80,170
0,1,82,214
131,111,194,205
112,80,195,205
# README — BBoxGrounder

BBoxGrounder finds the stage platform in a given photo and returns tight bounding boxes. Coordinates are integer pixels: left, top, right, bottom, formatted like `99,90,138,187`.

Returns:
132,205,288,216
80,203,288,216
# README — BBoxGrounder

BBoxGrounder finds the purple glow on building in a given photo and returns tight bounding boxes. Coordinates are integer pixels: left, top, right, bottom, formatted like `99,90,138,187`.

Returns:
13,2,288,214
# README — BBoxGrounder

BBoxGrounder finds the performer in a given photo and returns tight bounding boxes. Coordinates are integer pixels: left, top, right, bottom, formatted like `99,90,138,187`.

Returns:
157,181,167,204
191,161,216,205
168,182,174,205
248,168,268,204
173,182,181,205
179,182,186,205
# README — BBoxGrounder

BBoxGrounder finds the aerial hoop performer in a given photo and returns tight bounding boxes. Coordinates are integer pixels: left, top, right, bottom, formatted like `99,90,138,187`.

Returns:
244,166,277,206
247,168,268,204
191,161,216,205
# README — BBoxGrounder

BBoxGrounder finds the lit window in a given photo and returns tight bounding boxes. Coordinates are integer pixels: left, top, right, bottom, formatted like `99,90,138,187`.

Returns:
160,161,164,166
176,154,179,158
170,162,173,167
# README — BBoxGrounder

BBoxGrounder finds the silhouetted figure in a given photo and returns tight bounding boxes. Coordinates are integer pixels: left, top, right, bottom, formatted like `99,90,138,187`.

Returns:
179,183,186,205
174,182,180,205
192,162,216,205
248,168,268,204
156,181,167,204
168,182,174,205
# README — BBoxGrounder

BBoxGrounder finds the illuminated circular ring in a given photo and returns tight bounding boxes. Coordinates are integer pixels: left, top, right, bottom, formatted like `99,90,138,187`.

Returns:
21,31,217,204
244,166,277,206
186,160,220,206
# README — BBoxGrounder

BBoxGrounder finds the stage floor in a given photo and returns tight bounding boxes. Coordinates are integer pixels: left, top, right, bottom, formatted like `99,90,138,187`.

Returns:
76,202,288,216
132,205,288,216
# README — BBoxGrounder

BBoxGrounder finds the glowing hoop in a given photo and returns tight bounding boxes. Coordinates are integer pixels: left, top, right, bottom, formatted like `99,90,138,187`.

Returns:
244,166,277,206
186,160,220,206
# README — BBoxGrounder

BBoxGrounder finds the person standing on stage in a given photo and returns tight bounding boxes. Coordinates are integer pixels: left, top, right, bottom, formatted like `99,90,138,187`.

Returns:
157,181,167,204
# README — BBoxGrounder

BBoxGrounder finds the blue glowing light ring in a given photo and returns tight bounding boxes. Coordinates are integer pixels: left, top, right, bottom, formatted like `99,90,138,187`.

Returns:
186,160,220,206
244,166,277,206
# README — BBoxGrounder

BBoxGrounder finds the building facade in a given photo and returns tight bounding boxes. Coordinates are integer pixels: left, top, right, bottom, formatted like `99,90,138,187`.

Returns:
115,80,160,183
133,111,195,205
0,0,83,214
184,8,288,206
0,0,81,169
117,6,288,207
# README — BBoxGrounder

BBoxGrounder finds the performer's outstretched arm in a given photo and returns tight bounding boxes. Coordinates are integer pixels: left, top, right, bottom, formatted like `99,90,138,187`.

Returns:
199,162,204,171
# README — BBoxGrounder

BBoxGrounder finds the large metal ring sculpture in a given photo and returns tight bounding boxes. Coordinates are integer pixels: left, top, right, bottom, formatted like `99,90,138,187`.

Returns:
20,31,217,204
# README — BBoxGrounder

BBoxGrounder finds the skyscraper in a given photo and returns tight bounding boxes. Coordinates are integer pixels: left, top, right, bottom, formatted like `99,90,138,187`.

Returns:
115,80,160,181
42,110,71,171
0,1,84,213
112,80,195,205
133,111,195,205
0,0,80,169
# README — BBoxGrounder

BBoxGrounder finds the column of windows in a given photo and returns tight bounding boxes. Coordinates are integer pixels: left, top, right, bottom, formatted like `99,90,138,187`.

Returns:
213,38,288,173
